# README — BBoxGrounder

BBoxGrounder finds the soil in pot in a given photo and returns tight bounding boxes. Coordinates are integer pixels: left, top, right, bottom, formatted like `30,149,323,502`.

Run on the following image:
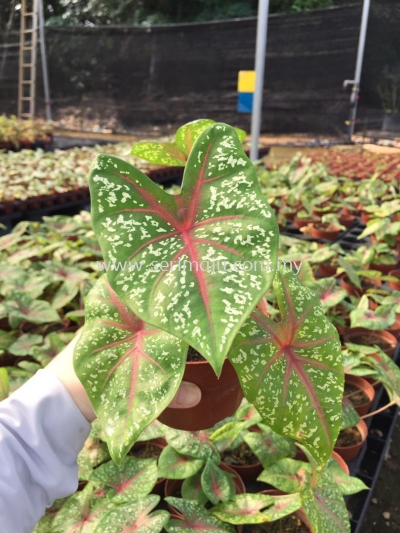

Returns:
158,346,243,431
342,328,397,358
336,426,362,448
222,441,263,482
334,419,368,462
243,515,310,533
344,376,375,416
129,440,166,495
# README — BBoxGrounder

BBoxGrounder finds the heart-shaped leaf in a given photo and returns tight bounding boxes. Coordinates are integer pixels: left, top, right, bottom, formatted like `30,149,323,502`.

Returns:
211,493,275,524
95,495,169,533
131,119,246,166
9,333,43,356
165,498,235,533
229,270,343,465
201,459,235,505
51,484,113,533
257,458,311,493
164,427,220,462
74,275,187,464
327,460,369,495
299,468,350,533
182,472,209,506
244,424,296,468
3,292,60,328
158,446,205,479
89,457,158,503
90,123,278,375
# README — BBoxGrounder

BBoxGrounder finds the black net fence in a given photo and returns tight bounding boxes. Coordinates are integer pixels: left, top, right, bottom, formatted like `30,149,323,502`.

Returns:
1,2,386,136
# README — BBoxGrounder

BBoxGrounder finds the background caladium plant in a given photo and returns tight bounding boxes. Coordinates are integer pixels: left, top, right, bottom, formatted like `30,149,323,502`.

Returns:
131,119,246,167
88,122,278,375
228,270,343,465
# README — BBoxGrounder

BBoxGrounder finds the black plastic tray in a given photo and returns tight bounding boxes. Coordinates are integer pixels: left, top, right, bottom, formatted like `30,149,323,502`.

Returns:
346,343,399,532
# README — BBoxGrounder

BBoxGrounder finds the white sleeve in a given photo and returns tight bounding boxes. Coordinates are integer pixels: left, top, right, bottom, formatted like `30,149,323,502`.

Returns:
0,369,92,533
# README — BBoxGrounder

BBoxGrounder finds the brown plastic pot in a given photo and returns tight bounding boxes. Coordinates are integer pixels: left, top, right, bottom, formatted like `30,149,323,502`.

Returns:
334,419,368,462
340,275,382,297
387,315,400,339
310,224,341,241
165,462,246,517
369,262,398,275
338,212,356,229
342,327,397,358
318,262,338,278
389,269,400,291
344,375,375,417
158,358,243,431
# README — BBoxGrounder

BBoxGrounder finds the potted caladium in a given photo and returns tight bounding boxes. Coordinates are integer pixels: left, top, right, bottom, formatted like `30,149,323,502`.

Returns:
74,119,343,468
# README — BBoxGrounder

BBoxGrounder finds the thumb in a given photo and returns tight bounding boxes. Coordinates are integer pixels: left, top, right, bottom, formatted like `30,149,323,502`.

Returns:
169,381,201,409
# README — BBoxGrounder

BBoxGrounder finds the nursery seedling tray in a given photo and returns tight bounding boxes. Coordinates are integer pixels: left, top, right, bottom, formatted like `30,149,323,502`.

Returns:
346,343,400,533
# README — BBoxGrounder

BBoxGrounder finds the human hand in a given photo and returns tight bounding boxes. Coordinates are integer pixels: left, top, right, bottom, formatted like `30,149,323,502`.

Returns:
46,330,201,422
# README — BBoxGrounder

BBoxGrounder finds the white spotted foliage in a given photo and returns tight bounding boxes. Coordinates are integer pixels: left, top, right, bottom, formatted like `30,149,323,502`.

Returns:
89,123,278,375
74,275,187,464
94,495,169,533
228,270,343,465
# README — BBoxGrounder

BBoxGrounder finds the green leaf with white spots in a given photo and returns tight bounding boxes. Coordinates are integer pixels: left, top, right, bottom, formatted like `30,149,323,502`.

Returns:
211,494,275,524
89,457,157,503
165,498,235,533
257,458,311,493
74,275,187,464
229,270,343,465
94,495,168,533
244,424,296,468
158,446,205,479
260,493,303,522
3,292,60,328
0,330,15,351
201,459,235,505
210,421,248,453
9,333,43,356
51,484,113,533
182,472,209,506
350,301,396,330
131,119,246,167
165,427,220,462
90,122,278,375
341,398,360,430
300,468,351,533
327,460,369,495
305,278,347,310
367,351,400,405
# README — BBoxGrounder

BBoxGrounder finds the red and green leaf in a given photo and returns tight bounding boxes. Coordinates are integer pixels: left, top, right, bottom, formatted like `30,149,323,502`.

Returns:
50,484,113,533
244,424,296,468
201,459,235,505
8,333,43,356
95,495,169,533
74,276,187,464
300,469,351,533
327,460,368,496
229,270,343,465
90,123,278,375
89,457,157,503
3,292,60,328
257,458,311,493
341,398,360,430
182,472,209,506
211,494,275,524
158,446,205,479
165,498,235,533
131,119,246,167
165,427,220,462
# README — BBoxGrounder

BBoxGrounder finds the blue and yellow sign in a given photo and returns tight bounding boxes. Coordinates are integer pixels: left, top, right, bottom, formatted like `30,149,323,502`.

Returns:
237,70,255,113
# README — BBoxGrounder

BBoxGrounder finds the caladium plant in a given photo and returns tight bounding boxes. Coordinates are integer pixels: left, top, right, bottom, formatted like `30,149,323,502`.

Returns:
75,120,343,468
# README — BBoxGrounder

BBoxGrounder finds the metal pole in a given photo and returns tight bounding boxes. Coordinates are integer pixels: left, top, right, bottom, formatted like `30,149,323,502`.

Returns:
38,0,52,120
348,0,371,140
250,0,269,162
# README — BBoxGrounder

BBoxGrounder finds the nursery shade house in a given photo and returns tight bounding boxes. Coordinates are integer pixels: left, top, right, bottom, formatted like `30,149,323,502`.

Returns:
0,1,400,533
